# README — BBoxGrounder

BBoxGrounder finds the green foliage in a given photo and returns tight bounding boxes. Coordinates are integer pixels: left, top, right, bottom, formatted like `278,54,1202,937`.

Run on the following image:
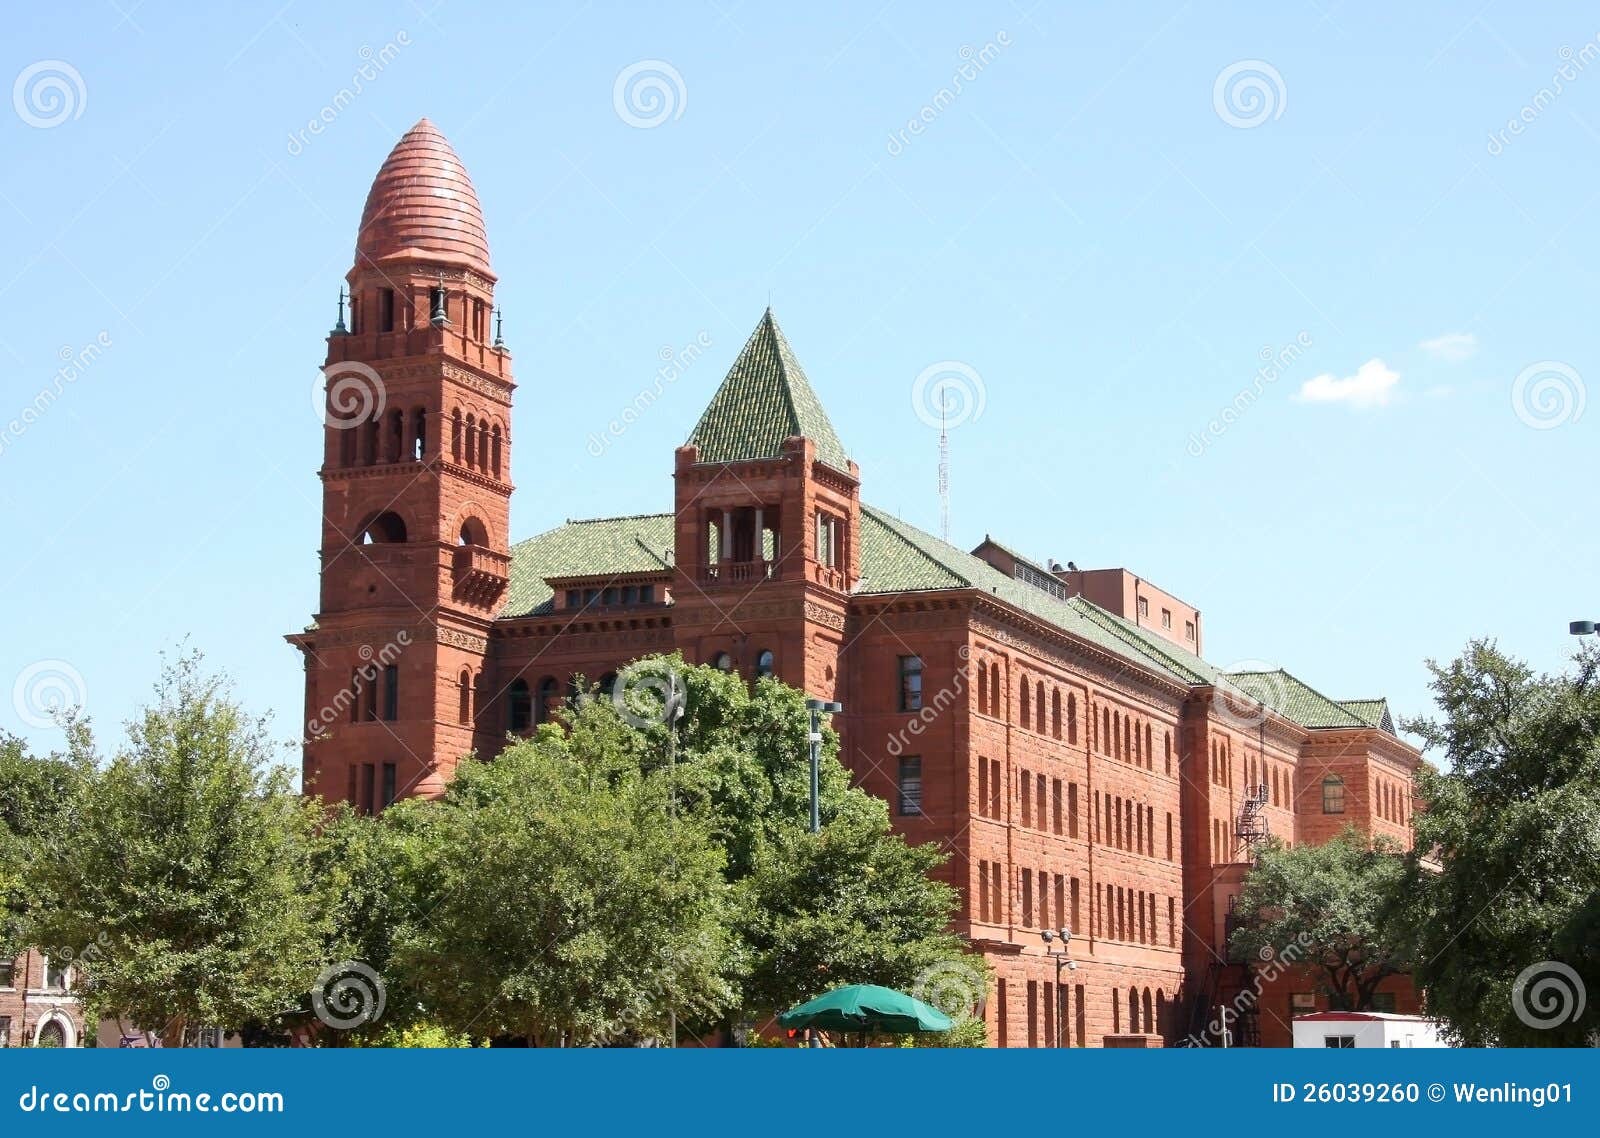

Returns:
0,725,91,957
1230,828,1410,1010
348,1020,481,1048
390,729,735,1046
1399,639,1600,1046
26,652,331,1044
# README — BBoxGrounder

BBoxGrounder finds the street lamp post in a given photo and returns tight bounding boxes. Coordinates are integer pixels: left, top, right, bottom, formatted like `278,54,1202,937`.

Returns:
804,699,842,835
802,698,842,1048
1041,928,1077,1048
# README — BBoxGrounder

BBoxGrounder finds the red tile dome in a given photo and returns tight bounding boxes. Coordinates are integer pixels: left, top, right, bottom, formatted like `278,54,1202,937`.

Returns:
354,119,492,276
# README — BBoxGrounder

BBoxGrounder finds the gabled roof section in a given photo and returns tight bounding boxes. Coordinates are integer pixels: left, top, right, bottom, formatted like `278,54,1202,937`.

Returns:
500,514,674,618
1341,698,1396,734
857,507,1198,685
685,309,851,473
1224,669,1367,730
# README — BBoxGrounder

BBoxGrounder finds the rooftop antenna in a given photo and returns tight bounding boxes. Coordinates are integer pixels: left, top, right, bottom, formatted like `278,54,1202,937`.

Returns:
938,384,951,542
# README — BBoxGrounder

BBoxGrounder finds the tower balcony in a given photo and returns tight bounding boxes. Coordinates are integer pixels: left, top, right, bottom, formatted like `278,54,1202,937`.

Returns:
452,544,510,605
701,558,777,586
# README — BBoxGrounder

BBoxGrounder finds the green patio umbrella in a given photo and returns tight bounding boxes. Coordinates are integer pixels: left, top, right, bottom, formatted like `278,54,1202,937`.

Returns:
778,984,953,1038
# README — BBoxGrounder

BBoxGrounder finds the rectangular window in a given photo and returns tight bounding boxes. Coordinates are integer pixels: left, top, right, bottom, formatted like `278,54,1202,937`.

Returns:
1043,980,1055,1048
346,764,357,806
0,1016,9,1047
1137,596,1149,619
45,959,68,991
1322,777,1346,814
1069,782,1079,838
1075,984,1086,1047
1037,774,1047,830
381,761,397,809
0,961,14,988
1054,875,1065,932
896,756,922,816
1052,779,1063,835
996,979,1008,1048
639,584,655,603
1185,619,1196,641
1027,980,1039,1048
815,511,840,568
1020,770,1031,828
1168,897,1177,947
1038,868,1049,927
361,763,375,816
565,589,580,609
1021,869,1034,927
978,861,990,923
382,664,399,722
1324,1035,1356,1048
977,758,988,818
990,759,1001,818
378,287,395,332
1371,992,1397,1013
1161,607,1172,629
898,655,923,712
991,862,1002,923
1071,877,1081,935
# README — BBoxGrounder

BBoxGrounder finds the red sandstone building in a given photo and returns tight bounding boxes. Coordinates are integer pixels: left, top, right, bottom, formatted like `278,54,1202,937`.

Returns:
289,120,1421,1049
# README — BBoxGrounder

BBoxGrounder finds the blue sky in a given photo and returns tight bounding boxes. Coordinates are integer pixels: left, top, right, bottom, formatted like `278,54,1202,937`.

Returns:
2,1,1595,762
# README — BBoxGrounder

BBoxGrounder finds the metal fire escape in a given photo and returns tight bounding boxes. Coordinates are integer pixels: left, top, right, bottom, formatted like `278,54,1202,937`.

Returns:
1235,781,1270,854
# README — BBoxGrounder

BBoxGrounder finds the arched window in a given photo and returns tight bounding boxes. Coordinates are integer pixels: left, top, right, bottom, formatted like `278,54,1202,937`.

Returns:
478,419,490,470
599,672,619,699
989,663,1000,716
1035,681,1045,733
535,676,559,724
364,416,380,465
339,427,356,468
1322,775,1345,814
1052,689,1062,740
1145,724,1153,767
1019,679,1030,727
458,516,488,547
491,423,503,478
464,415,477,468
978,661,988,712
35,1019,67,1048
711,652,734,672
387,408,405,463
1155,990,1166,1036
1143,988,1154,1034
457,668,471,724
452,409,463,462
1164,731,1172,775
508,678,532,732
412,407,427,460
1128,986,1140,1032
756,649,775,679
359,511,408,544
1067,693,1077,743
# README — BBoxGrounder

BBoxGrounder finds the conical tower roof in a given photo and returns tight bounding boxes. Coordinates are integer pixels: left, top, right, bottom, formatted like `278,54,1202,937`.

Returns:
686,309,850,472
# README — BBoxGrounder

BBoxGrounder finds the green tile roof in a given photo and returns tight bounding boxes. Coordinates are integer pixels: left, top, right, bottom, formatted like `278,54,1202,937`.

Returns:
685,309,851,473
1223,670,1367,730
497,504,1394,728
500,513,675,617
1341,698,1395,733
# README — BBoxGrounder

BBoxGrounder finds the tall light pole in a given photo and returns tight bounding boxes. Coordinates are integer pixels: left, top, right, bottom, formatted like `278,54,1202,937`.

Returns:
664,672,686,1048
804,699,842,834
802,698,841,1048
1041,928,1077,1048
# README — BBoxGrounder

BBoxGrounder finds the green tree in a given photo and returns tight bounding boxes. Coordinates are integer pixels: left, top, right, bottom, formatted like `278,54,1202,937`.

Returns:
1400,639,1600,1046
0,725,90,958
569,657,984,1030
27,653,330,1045
1229,828,1411,1011
390,732,735,1046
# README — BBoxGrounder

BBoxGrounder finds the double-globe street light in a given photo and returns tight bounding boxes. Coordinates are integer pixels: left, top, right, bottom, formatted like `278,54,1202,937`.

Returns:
1041,928,1077,1048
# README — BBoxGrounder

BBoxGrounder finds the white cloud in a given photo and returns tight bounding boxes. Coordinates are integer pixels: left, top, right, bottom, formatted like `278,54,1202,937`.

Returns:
1297,358,1400,409
1419,332,1477,362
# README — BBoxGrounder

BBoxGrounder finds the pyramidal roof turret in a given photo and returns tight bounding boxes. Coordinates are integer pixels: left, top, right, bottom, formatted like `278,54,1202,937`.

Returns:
685,308,850,472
